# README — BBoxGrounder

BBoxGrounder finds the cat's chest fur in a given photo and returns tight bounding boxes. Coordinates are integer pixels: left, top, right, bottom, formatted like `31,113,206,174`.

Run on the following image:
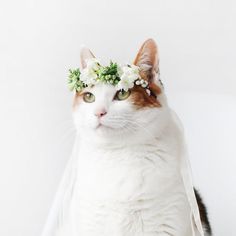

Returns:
63,142,192,236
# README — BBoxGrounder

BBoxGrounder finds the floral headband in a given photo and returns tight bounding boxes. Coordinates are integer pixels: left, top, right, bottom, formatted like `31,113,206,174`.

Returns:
68,58,151,96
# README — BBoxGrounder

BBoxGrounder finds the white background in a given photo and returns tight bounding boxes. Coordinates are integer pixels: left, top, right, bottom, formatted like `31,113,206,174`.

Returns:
0,0,235,235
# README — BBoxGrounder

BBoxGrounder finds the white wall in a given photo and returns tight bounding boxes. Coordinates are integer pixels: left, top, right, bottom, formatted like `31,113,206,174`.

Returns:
0,0,235,235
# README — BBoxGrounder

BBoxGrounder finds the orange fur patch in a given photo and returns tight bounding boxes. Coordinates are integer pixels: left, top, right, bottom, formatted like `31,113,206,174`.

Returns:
129,69,162,108
130,84,161,108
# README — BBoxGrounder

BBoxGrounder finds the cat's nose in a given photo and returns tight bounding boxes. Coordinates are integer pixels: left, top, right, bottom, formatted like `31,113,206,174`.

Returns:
94,108,107,118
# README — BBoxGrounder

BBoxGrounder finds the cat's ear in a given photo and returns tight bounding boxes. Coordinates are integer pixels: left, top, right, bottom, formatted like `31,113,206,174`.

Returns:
80,46,96,69
133,39,159,83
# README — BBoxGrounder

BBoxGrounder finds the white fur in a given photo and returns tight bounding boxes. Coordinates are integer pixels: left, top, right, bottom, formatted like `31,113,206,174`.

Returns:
56,83,199,236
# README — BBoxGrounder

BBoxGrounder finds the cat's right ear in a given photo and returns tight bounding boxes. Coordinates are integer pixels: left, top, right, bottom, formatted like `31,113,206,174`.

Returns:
133,39,159,83
80,46,96,69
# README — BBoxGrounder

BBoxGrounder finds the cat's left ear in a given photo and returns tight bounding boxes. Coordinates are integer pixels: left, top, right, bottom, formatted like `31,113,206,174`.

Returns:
133,39,159,83
80,46,96,69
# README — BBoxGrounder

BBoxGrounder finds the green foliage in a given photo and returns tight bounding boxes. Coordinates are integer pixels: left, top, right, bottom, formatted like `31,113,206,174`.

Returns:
68,61,122,92
97,62,120,85
68,68,85,92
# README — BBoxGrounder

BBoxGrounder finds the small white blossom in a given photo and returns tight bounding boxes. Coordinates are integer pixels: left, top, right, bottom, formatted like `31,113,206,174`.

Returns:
80,58,100,85
117,64,140,91
85,58,100,71
146,89,151,96
117,64,123,77
117,76,135,91
141,82,148,88
80,67,98,85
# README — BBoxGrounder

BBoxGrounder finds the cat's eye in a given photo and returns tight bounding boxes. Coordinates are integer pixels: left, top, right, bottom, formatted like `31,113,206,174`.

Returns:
115,90,131,101
83,92,95,103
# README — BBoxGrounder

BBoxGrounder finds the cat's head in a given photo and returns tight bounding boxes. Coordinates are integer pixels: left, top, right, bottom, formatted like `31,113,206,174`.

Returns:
73,39,170,144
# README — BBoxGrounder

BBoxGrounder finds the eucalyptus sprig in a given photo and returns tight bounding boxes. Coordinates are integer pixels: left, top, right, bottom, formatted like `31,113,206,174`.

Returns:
68,68,86,92
97,62,120,85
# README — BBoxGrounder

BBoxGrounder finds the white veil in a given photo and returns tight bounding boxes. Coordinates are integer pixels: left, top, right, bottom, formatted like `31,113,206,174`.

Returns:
41,136,79,236
41,118,205,236
172,110,205,236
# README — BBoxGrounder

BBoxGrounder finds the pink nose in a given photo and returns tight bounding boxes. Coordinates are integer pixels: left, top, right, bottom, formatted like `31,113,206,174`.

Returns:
95,109,107,118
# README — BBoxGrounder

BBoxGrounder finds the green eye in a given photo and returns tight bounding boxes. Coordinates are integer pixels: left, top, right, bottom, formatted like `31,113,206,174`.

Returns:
115,90,131,101
83,92,95,103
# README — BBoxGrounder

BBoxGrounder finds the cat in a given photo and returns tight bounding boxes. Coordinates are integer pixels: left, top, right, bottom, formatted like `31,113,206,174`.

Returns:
56,39,212,236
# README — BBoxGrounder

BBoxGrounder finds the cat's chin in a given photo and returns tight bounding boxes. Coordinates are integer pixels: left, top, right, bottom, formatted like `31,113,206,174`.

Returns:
91,124,130,142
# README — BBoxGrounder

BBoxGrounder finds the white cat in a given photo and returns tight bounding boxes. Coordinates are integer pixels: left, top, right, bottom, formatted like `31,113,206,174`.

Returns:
43,39,212,236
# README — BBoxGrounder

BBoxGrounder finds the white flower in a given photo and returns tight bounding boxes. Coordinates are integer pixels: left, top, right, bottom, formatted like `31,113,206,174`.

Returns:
146,89,151,96
117,64,123,77
129,64,140,74
80,58,100,85
85,58,100,71
80,68,98,85
118,64,139,77
117,64,140,91
117,76,135,91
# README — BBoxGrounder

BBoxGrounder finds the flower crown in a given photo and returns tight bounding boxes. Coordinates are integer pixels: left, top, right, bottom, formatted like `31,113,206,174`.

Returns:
68,58,151,96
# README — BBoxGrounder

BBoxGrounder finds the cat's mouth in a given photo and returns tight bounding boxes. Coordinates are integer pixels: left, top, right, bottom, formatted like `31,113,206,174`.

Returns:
95,122,114,130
